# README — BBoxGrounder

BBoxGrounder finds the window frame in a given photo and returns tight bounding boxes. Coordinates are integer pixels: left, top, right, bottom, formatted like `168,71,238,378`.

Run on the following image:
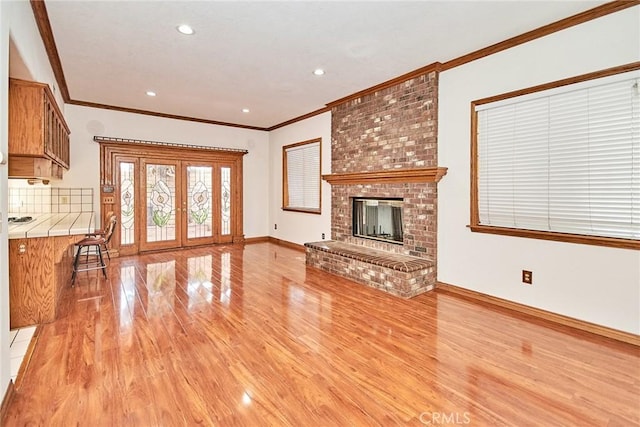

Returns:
282,138,322,214
470,63,640,250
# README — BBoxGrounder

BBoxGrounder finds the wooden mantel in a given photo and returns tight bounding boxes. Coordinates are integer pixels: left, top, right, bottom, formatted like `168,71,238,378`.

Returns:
322,167,448,185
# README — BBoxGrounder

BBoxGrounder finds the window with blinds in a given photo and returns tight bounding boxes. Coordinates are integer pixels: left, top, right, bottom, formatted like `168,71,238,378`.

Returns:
472,66,639,249
283,138,321,213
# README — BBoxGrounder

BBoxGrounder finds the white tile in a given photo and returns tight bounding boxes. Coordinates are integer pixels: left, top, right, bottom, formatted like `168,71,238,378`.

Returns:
10,356,23,377
14,326,36,342
9,338,30,358
9,329,18,345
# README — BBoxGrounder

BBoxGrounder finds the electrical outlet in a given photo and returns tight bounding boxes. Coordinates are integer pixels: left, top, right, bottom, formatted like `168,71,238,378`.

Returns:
60,196,69,204
522,270,533,285
322,233,325,239
274,224,277,230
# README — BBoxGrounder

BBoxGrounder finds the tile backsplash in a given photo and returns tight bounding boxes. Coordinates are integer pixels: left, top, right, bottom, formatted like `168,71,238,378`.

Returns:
9,187,94,214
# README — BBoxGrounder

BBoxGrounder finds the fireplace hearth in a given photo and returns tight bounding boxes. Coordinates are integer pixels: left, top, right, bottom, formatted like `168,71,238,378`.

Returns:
305,69,443,297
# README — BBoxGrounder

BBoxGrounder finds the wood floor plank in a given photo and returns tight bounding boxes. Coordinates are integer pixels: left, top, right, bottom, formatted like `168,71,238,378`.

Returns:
3,242,639,426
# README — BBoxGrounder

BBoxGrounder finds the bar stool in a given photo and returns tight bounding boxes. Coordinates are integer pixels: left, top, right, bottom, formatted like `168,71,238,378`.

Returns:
71,214,117,286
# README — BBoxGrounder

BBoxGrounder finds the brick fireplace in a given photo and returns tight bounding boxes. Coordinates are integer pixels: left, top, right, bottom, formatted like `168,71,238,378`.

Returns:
306,68,446,297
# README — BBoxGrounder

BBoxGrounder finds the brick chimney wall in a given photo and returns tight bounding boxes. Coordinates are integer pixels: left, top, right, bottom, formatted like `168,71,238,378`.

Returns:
330,70,439,260
332,71,438,173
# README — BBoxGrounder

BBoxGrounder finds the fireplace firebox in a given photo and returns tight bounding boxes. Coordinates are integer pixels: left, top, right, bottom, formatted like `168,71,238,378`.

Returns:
352,197,403,244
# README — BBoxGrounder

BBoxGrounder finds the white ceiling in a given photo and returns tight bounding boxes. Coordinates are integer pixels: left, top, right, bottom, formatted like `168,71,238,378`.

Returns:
41,0,606,129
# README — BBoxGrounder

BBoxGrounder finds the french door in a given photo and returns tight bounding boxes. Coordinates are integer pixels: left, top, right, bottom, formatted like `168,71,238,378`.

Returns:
99,140,245,256
140,159,183,251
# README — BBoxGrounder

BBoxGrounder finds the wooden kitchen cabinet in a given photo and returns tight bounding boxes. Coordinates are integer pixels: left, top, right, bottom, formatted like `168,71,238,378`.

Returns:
8,78,70,180
9,235,80,328
8,157,63,183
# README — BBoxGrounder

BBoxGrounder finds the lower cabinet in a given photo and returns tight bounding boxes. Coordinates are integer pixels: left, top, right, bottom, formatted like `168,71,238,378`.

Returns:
9,235,80,328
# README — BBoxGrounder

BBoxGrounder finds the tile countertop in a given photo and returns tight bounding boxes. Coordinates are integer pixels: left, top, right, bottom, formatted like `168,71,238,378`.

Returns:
7,212,96,239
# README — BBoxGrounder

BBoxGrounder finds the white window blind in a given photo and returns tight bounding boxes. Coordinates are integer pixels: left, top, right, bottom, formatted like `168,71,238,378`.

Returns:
475,70,640,241
284,140,320,211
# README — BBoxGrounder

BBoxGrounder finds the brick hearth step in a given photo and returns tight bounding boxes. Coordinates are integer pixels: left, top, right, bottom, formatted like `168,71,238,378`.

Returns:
304,240,435,298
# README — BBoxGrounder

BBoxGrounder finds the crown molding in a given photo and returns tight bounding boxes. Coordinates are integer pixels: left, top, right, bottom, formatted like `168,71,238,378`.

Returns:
68,100,268,131
441,0,640,71
267,107,331,131
325,63,441,110
31,0,637,131
30,0,70,102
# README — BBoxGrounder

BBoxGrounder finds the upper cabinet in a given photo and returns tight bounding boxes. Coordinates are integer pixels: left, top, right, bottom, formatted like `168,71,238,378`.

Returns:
8,78,70,181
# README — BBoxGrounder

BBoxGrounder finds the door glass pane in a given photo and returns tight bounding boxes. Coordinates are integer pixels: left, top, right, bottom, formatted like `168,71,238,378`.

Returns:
221,166,231,235
187,166,213,239
146,164,176,243
120,162,135,245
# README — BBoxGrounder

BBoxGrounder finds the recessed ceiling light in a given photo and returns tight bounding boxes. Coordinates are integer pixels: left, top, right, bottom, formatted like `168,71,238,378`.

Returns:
313,68,325,76
146,91,156,97
242,108,250,113
177,24,195,35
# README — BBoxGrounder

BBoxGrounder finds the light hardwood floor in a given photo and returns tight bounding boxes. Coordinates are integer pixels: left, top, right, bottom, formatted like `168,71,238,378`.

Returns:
3,242,639,426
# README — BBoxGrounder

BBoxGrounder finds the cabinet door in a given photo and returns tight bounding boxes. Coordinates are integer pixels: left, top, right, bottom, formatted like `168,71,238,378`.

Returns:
8,79,71,174
43,98,54,159
62,131,70,168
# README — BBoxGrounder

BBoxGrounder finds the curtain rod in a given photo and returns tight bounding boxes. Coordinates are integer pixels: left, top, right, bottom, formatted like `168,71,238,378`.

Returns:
93,136,248,154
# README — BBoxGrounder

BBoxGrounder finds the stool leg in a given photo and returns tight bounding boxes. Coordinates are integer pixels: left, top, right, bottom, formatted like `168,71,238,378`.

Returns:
103,243,111,261
71,245,82,287
97,245,107,278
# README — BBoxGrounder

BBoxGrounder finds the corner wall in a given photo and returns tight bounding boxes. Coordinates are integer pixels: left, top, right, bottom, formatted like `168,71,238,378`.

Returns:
269,112,332,246
437,6,640,334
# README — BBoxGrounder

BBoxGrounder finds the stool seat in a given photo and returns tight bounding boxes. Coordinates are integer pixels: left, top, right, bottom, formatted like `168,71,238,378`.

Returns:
78,236,104,245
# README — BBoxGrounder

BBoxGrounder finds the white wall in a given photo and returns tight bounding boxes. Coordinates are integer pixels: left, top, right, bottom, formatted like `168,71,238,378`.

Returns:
0,0,11,397
63,105,270,238
269,112,332,245
438,7,640,334
0,0,62,397
6,1,62,107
